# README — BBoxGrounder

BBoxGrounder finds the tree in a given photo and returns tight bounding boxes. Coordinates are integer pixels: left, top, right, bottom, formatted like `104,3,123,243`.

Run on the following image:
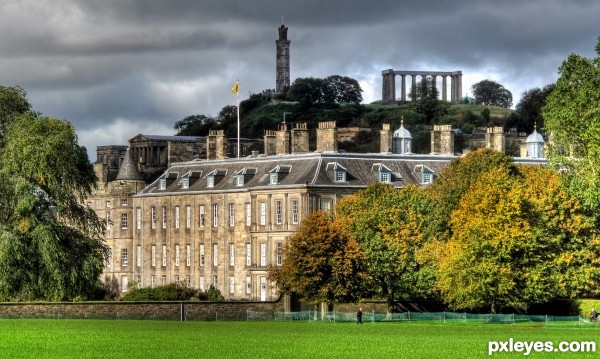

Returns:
337,183,436,311
511,84,555,133
0,85,31,147
542,36,600,212
0,113,108,301
517,165,600,298
437,166,555,311
471,80,513,108
427,149,517,238
268,211,369,304
287,77,326,105
174,114,219,136
409,77,439,101
323,75,363,104
287,76,363,105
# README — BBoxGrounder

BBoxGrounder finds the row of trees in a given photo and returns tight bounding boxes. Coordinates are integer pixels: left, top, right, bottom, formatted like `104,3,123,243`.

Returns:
269,150,600,312
0,85,107,301
270,37,600,312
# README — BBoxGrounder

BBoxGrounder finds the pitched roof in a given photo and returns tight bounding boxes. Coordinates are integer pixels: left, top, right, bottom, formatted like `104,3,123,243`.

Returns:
136,152,463,196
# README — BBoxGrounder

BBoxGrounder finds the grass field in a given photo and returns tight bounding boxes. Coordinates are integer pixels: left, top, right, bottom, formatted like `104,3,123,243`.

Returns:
1,319,600,358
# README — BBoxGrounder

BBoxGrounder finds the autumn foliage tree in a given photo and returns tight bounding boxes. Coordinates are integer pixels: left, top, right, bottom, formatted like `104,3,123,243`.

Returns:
268,211,369,304
337,183,436,311
436,163,600,311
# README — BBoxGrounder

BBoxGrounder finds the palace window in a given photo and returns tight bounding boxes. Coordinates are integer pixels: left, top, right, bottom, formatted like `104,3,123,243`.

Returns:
121,249,128,267
291,200,299,224
275,200,283,224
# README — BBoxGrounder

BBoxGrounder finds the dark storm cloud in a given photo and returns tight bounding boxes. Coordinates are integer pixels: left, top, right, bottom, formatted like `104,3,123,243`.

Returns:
0,0,598,160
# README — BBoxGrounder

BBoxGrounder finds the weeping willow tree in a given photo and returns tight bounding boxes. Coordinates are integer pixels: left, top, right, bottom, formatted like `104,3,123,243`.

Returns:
0,112,108,301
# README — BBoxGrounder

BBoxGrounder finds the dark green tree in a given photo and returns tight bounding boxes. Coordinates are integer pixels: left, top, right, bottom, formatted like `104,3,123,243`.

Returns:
471,80,513,108
509,84,555,133
174,114,218,136
409,78,439,101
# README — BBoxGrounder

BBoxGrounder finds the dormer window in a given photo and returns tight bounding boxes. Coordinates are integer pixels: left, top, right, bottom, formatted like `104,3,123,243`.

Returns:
234,167,256,187
268,165,291,185
181,178,189,189
159,178,166,190
179,170,201,190
327,162,347,182
414,164,435,185
380,172,391,183
205,169,226,188
236,175,244,187
372,163,393,183
335,171,346,182
269,173,279,185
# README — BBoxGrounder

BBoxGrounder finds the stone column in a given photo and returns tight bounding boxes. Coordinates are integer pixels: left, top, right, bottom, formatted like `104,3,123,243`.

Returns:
457,72,463,102
382,72,388,101
401,74,406,101
411,75,417,101
388,73,396,101
442,76,447,101
451,75,457,103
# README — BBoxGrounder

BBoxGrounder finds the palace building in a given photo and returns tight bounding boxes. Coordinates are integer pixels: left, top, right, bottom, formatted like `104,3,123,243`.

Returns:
89,120,546,304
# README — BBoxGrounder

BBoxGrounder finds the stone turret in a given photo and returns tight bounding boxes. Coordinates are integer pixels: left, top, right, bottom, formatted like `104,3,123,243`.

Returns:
116,147,143,182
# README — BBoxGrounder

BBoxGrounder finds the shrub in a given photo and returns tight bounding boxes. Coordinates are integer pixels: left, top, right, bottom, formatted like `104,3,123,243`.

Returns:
206,285,225,301
121,283,198,301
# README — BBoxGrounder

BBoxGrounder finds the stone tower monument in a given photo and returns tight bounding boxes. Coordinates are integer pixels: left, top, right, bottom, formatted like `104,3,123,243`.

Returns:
276,23,290,94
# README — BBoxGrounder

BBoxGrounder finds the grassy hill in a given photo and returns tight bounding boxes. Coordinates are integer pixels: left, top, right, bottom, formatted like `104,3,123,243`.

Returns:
234,98,515,154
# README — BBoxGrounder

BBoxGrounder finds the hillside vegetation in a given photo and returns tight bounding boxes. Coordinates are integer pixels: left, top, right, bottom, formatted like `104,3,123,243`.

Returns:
235,97,515,153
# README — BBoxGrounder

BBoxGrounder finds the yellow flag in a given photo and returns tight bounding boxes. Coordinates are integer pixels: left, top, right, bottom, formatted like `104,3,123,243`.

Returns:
231,80,239,94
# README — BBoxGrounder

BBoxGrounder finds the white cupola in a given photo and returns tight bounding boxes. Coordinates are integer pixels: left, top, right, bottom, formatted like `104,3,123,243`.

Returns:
392,119,412,154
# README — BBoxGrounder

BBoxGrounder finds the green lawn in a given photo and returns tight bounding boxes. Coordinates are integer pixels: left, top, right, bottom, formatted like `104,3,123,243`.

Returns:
1,319,599,358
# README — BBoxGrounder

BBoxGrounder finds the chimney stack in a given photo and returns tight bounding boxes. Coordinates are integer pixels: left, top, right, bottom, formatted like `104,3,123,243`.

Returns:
316,121,337,152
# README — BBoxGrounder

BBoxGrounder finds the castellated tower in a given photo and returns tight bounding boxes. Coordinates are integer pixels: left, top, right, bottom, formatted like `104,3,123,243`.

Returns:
430,125,454,155
486,126,506,154
316,121,338,152
276,23,290,94
207,130,228,159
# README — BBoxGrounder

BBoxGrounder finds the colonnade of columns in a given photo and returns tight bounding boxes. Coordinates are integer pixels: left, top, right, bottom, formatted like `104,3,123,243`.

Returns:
382,69,463,103
131,144,166,167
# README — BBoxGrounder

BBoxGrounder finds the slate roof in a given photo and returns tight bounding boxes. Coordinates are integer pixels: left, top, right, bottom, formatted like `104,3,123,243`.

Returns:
129,134,204,143
115,148,144,181
136,152,463,196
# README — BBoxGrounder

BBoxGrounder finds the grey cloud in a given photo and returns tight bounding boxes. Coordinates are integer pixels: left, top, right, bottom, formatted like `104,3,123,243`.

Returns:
0,0,598,160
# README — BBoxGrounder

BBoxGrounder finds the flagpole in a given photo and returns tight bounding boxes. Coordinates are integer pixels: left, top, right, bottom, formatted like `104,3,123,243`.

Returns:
237,89,240,158
232,79,240,158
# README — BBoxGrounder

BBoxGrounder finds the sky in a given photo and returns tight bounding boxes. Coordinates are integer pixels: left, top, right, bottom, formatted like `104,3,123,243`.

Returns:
0,0,598,161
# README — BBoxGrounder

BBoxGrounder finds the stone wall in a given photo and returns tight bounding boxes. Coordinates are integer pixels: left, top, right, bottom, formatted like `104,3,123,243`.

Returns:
0,300,285,321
